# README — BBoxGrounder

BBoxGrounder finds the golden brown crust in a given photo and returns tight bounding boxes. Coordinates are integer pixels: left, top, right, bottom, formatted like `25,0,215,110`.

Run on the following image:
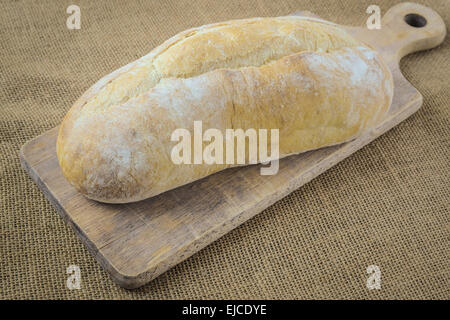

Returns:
57,16,393,203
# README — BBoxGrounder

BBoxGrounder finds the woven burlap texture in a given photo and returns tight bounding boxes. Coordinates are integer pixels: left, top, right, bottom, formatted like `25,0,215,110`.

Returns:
1,0,449,299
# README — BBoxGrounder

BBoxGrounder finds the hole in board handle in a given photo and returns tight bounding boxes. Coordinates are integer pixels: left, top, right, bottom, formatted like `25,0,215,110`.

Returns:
404,13,427,28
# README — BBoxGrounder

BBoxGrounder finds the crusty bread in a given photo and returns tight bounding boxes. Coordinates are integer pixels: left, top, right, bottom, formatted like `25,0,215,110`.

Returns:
56,16,393,203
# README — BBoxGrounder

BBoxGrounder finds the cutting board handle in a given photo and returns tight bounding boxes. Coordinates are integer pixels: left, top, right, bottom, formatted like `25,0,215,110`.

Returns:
381,2,446,61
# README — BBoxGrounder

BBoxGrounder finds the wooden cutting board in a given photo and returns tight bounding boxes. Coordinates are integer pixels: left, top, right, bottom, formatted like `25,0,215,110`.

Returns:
20,2,446,288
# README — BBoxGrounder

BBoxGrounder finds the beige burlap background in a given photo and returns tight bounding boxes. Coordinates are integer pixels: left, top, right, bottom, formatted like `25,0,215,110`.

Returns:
1,0,449,299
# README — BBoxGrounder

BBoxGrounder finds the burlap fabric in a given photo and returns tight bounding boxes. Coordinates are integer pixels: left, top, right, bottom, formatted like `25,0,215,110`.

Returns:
1,0,449,299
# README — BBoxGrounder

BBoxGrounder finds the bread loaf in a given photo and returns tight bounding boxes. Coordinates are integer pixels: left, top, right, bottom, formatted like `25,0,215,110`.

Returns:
56,16,393,203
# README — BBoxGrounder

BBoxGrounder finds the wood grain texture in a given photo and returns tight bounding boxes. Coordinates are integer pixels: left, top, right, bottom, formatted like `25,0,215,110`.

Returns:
20,2,446,288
